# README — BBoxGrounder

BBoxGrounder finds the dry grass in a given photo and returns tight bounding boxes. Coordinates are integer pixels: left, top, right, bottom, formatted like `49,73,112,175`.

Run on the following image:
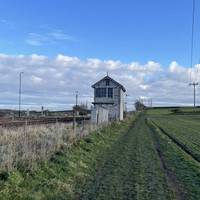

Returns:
0,121,101,172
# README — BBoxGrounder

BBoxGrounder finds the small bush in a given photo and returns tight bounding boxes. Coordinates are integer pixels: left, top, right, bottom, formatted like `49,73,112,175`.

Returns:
84,137,93,143
0,171,9,181
171,108,181,114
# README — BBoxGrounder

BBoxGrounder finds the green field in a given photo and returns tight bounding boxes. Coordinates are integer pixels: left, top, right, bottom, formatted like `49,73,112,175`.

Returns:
146,108,200,200
0,108,200,199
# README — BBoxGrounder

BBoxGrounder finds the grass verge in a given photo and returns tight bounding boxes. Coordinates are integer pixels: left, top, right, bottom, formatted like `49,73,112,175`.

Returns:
0,115,136,200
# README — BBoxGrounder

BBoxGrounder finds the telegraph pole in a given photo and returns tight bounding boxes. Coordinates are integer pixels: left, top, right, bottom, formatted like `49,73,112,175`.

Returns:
76,91,78,107
18,72,24,118
73,91,78,130
189,82,198,107
125,94,129,112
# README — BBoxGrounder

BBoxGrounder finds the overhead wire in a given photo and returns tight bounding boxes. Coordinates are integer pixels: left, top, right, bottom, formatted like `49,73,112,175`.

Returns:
197,1,200,82
190,0,196,83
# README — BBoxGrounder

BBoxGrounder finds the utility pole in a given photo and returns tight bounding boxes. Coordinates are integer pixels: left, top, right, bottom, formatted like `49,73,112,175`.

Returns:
41,106,44,117
125,94,129,112
189,82,198,107
73,91,78,132
76,91,78,107
148,98,152,107
18,72,24,118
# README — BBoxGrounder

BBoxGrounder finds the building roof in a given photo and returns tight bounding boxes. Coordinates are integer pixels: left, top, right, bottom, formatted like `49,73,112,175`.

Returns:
92,75,126,92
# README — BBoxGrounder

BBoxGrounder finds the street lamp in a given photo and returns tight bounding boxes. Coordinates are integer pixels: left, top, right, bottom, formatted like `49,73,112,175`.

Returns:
18,72,24,118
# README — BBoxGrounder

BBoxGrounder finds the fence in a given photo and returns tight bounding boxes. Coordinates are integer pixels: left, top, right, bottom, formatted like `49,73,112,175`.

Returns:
0,116,90,128
0,120,107,172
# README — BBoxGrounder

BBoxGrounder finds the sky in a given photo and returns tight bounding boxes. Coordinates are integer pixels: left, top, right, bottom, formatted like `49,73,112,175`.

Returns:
1,0,200,110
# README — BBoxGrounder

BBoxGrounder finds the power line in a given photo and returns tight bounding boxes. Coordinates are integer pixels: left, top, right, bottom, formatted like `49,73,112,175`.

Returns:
189,0,196,82
189,0,198,108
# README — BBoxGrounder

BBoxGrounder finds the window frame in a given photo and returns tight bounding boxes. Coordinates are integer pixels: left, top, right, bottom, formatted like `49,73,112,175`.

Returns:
108,88,113,98
106,79,110,86
95,88,107,97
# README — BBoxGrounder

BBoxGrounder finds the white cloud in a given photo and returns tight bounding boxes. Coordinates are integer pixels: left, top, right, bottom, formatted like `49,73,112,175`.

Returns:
48,30,73,40
0,54,199,110
56,54,80,67
128,61,161,73
26,30,73,46
31,75,43,84
26,33,43,46
104,60,122,70
169,61,185,74
0,19,14,29
139,84,150,90
0,19,7,23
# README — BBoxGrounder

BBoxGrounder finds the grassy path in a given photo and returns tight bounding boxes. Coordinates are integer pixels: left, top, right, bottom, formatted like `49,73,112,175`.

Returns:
76,116,176,200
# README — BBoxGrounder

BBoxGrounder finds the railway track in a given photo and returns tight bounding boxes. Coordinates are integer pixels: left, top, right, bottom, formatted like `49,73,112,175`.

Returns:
0,116,90,128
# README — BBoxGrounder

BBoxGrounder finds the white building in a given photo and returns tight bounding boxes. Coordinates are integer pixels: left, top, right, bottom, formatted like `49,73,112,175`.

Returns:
91,75,126,124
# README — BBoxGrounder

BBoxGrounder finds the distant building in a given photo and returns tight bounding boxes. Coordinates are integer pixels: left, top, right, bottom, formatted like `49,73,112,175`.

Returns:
91,75,126,124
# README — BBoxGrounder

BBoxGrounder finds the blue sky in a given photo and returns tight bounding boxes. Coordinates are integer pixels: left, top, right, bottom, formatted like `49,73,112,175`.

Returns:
0,0,199,65
1,0,200,110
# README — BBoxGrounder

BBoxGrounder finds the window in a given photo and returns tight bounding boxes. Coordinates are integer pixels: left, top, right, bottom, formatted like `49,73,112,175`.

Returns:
101,88,106,97
95,88,107,97
108,88,113,98
106,79,110,86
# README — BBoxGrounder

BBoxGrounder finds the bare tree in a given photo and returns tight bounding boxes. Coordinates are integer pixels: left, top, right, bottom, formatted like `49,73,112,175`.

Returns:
134,100,146,111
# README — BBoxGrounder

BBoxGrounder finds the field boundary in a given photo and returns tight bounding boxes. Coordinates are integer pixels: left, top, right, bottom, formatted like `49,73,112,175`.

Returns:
149,119,200,164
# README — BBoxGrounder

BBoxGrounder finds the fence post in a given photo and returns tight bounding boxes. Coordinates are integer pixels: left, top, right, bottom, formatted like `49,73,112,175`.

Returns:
73,111,76,136
83,117,85,130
